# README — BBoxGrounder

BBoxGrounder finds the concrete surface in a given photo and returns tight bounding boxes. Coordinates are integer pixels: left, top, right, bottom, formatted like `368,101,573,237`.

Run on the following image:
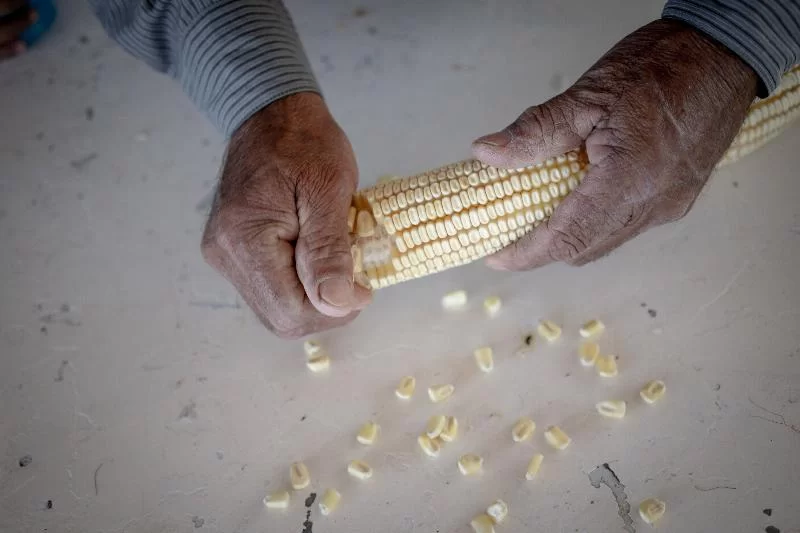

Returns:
1,1,798,532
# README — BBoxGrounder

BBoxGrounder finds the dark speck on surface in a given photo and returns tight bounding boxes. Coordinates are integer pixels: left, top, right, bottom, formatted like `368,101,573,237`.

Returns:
301,415,307,421
178,401,197,420
765,527,780,533
732,181,739,188
46,500,53,509
35,132,44,141
763,508,772,516
85,107,94,121
40,326,47,335
79,35,90,44
19,455,32,468
305,493,316,507
366,25,377,35
55,360,68,382
70,152,97,170
352,6,369,17
713,384,721,391
215,451,224,460
648,308,657,318
641,302,647,307
524,334,533,346
191,516,204,528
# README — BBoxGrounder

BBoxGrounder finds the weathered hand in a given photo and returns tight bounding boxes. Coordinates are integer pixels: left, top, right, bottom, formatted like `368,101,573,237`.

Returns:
0,0,35,60
472,19,758,270
202,93,371,338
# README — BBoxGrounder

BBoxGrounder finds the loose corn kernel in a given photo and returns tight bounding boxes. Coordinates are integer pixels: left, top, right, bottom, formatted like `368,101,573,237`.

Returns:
537,320,562,342
440,416,459,442
544,426,571,450
428,384,455,403
474,346,494,372
347,460,373,480
525,453,544,480
486,499,508,524
357,421,380,445
418,434,441,458
426,415,448,438
290,462,310,490
640,380,666,404
638,498,666,525
263,490,290,509
319,488,342,516
483,296,502,316
579,319,605,338
595,355,618,377
306,353,330,372
470,514,496,533
442,290,468,310
395,376,416,399
596,400,627,419
303,340,322,356
579,342,600,367
512,417,536,442
458,454,484,475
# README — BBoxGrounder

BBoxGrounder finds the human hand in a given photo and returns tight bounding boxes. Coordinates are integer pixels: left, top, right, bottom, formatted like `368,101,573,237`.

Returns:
202,93,372,338
0,0,35,60
472,19,758,270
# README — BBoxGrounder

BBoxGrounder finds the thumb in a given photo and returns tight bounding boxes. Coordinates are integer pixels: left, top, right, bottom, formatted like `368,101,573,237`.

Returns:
471,92,602,168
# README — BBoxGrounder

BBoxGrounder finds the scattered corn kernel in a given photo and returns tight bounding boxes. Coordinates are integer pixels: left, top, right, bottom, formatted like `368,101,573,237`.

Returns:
263,490,290,509
470,513,496,533
426,415,448,438
303,340,322,356
525,453,544,480
347,460,373,480
356,421,379,445
579,342,600,366
483,296,502,316
595,355,618,377
395,376,416,400
306,353,330,372
579,319,605,338
290,462,310,490
417,434,441,458
544,426,571,450
440,416,459,442
458,453,484,475
512,417,536,442
319,488,342,516
428,384,455,403
486,499,508,524
638,498,666,525
640,380,666,404
596,400,627,419
537,320,562,342
442,290,468,310
474,346,494,372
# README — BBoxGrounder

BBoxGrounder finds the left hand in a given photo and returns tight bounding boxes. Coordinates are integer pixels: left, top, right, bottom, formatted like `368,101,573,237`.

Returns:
471,19,758,270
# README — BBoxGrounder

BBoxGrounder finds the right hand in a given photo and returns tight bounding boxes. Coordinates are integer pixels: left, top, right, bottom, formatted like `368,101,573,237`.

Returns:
202,93,372,339
1,0,35,60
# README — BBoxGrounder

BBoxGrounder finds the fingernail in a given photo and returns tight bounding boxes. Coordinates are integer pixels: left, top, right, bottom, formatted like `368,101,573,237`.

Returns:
14,41,27,54
474,130,511,148
319,278,353,309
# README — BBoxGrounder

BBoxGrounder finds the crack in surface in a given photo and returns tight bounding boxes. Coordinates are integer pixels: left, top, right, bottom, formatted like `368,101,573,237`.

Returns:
588,463,635,533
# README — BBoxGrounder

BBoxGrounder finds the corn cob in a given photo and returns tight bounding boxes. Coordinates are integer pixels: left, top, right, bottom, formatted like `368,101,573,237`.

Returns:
351,66,800,289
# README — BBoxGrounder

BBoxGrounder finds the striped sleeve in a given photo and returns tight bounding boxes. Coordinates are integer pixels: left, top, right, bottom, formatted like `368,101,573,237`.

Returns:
88,0,320,137
662,0,800,97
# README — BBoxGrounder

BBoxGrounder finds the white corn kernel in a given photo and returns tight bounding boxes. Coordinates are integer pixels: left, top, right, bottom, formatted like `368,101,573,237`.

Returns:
483,296,502,316
470,514,496,533
537,320,562,342
474,346,494,372
596,400,627,419
319,488,341,516
512,417,536,442
347,460,373,480
544,426,571,450
440,416,459,442
579,319,605,338
458,454,483,475
418,434,441,457
596,355,618,378
263,490,290,509
638,498,666,525
306,353,330,372
640,380,666,404
356,210,375,237
303,340,322,356
525,453,544,480
579,342,600,366
442,290,468,310
357,421,379,445
395,376,416,400
426,415,448,438
428,384,455,403
486,499,508,524
290,462,310,490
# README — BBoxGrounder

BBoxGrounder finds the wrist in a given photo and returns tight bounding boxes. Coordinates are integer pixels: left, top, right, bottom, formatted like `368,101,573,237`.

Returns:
231,92,330,145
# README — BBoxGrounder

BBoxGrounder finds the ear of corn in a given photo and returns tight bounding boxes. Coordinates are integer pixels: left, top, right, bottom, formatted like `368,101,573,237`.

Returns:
352,67,800,289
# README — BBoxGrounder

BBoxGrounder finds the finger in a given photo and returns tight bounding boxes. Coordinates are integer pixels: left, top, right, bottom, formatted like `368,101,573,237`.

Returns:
471,92,604,169
0,0,28,17
0,8,35,44
0,39,24,59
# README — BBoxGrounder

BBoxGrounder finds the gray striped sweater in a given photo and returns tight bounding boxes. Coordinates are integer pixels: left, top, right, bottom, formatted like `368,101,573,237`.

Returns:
89,0,800,137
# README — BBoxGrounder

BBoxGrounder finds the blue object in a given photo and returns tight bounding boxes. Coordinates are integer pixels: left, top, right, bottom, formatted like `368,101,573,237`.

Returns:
20,0,57,47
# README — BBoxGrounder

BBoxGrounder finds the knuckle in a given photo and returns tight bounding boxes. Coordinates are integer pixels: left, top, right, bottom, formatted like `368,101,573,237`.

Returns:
547,227,587,262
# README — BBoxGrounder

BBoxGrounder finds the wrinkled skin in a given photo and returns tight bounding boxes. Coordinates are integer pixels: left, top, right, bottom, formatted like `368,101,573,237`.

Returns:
472,19,758,269
0,0,35,60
